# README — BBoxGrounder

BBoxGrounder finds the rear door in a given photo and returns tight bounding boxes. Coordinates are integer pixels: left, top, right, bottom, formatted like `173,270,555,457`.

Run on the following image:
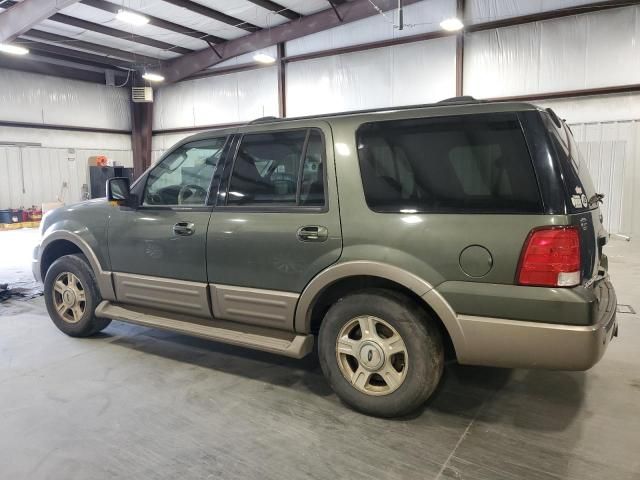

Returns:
206,121,342,330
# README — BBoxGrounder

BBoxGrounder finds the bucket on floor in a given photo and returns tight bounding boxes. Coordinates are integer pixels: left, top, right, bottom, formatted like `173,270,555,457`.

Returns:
10,209,23,223
0,209,11,224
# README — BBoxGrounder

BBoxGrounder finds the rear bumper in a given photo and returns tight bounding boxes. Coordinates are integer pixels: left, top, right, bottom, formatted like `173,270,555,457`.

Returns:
454,279,617,371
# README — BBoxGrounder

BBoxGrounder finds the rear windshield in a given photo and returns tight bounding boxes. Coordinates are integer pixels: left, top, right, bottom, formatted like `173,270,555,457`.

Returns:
542,111,597,211
356,113,543,213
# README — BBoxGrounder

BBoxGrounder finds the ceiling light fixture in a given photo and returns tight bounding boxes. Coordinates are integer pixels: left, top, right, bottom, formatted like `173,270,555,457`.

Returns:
142,72,164,82
0,44,29,55
440,17,464,31
116,9,150,26
253,52,276,64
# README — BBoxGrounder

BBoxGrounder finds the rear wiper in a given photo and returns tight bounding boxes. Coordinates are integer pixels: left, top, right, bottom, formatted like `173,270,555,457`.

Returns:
589,193,605,206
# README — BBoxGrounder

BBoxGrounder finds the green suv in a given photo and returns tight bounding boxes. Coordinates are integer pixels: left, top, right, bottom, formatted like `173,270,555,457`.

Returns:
34,98,617,417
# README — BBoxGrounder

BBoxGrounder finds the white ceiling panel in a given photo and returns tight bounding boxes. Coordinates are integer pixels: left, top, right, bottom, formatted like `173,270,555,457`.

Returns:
101,0,249,40
275,0,329,16
59,3,209,51
193,0,289,28
37,19,181,59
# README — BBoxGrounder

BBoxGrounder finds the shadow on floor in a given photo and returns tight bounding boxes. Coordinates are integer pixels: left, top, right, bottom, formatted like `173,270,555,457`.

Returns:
100,323,587,430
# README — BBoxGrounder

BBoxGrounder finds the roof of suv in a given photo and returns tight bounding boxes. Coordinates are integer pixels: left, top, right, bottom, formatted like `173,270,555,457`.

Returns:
176,97,544,145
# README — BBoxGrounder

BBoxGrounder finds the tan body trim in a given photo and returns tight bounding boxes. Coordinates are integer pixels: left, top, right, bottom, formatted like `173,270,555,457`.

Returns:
210,284,299,330
37,230,116,301
294,261,443,332
113,273,211,318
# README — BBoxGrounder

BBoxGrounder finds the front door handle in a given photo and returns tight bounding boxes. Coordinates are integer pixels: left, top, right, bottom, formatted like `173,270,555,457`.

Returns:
297,225,328,242
173,222,195,236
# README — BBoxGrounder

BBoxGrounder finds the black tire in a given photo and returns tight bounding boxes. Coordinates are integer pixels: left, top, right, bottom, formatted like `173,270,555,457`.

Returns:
318,289,444,418
44,254,111,337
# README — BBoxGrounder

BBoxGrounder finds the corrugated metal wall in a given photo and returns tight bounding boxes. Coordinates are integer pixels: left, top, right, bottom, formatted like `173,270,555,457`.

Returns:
569,121,640,236
0,68,130,130
0,147,132,208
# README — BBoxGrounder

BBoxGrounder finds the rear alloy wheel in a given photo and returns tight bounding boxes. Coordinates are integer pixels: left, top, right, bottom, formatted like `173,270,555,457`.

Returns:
336,315,409,395
44,254,111,337
318,289,444,417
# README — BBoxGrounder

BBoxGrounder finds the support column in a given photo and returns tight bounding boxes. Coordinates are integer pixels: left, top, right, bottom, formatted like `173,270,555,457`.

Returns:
277,42,286,118
130,98,153,178
455,0,465,96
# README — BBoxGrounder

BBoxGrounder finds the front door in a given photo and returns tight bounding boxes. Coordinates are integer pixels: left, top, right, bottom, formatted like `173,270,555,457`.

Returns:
107,136,229,317
207,122,342,330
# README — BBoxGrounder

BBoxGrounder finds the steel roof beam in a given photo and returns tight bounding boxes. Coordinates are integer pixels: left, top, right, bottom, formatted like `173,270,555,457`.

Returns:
18,39,133,70
246,0,301,20
0,0,81,42
162,0,422,83
23,29,162,65
47,13,193,54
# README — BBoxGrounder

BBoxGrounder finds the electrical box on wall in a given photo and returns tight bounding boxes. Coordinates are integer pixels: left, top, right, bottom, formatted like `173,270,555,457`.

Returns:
132,87,153,103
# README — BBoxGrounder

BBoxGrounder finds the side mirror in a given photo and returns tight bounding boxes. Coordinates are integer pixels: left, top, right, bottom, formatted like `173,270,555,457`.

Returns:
107,177,134,206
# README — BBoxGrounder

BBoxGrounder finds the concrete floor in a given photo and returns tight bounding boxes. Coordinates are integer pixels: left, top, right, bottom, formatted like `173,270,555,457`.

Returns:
1,229,639,480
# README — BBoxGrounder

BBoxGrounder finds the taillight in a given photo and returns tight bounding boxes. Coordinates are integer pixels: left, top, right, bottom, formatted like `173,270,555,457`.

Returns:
517,227,581,287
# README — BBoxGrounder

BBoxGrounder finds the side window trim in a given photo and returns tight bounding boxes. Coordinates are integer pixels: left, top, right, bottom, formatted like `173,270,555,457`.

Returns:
139,135,230,210
217,127,328,212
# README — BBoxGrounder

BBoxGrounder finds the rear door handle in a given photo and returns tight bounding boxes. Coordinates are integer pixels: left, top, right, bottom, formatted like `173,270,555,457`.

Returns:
173,222,195,236
297,225,328,242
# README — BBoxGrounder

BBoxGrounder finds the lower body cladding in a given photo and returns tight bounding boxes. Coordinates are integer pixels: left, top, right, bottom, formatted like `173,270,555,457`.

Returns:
449,280,618,371
103,272,616,371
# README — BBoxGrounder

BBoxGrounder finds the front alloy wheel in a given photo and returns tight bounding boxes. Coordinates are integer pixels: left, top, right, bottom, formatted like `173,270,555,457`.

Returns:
44,253,111,337
52,271,87,324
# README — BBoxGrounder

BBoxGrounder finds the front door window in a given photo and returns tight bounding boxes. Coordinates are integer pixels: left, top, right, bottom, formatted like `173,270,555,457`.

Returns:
144,138,227,206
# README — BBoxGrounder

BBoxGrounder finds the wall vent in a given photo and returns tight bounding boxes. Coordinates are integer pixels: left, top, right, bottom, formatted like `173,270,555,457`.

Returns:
132,87,153,103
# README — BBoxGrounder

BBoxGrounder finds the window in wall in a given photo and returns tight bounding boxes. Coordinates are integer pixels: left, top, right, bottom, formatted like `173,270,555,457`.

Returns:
143,137,227,206
226,129,326,207
357,114,542,213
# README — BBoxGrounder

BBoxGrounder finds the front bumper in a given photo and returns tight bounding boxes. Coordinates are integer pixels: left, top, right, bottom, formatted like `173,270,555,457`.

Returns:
32,244,42,283
454,279,617,371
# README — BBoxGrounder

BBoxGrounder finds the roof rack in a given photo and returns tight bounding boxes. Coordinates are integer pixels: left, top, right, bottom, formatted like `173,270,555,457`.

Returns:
248,116,281,125
237,96,522,130
437,96,483,105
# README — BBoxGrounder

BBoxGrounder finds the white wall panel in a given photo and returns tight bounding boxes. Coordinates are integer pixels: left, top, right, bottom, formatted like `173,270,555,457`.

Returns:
463,6,640,98
0,147,132,209
286,37,456,117
0,69,130,130
567,121,640,236
0,126,131,150
535,93,640,124
153,67,278,130
466,0,601,23
286,0,456,56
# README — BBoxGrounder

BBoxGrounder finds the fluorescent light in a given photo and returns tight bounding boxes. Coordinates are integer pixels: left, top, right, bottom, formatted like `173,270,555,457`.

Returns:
440,17,464,31
116,9,149,26
142,72,164,82
253,52,276,64
0,44,29,55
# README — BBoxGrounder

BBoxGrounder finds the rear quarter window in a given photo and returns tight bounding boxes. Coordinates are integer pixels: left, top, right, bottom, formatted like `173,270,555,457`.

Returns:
542,112,597,211
356,113,543,213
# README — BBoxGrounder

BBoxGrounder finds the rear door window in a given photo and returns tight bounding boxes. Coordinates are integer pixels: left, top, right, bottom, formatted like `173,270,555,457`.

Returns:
226,128,326,207
356,113,542,213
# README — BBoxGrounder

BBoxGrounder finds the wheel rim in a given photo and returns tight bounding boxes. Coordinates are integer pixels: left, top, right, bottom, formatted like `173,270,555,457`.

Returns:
52,272,86,324
335,315,408,396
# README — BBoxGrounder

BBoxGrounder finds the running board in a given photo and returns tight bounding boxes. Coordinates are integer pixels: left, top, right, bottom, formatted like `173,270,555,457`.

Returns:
95,301,314,359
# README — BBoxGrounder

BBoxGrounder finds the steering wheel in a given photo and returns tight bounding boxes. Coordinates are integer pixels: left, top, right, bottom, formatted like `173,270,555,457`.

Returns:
178,184,208,205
